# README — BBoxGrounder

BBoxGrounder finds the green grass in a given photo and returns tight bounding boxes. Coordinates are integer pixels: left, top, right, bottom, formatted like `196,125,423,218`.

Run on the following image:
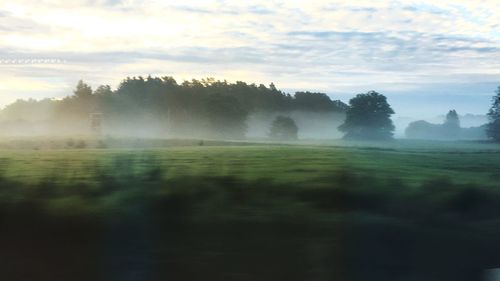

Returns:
2,138,500,281
0,139,499,187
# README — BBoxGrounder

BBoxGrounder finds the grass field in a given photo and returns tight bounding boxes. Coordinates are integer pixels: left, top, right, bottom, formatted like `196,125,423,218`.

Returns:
1,138,500,281
1,139,499,187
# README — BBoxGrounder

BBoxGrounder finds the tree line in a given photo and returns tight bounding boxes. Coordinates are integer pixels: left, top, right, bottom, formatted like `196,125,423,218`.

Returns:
1,76,499,142
405,110,487,140
404,86,500,142
0,76,347,139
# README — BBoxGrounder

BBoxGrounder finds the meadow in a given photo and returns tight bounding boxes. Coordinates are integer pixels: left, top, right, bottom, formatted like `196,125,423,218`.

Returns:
1,138,499,187
1,138,500,281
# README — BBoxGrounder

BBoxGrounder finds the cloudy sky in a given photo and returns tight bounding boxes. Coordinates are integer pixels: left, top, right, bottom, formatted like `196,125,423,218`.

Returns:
0,0,499,118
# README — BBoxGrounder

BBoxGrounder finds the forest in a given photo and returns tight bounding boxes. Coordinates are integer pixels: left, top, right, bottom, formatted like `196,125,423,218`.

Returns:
0,77,347,139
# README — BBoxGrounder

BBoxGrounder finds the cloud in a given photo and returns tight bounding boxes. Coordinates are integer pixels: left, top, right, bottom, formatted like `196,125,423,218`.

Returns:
401,4,448,15
0,0,498,116
173,3,275,15
0,12,51,33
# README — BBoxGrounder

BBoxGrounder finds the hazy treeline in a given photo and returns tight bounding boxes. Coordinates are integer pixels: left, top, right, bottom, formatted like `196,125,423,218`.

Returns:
0,77,347,139
408,86,500,142
405,110,487,140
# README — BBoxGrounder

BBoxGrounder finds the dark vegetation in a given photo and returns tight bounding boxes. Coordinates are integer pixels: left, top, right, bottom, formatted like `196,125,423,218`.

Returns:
338,91,395,140
487,86,500,142
1,78,499,142
0,77,347,139
1,155,500,281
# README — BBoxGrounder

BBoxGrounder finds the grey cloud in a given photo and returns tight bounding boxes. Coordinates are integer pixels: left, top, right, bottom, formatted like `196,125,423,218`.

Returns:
173,6,213,14
84,0,125,6
288,31,388,40
173,5,240,15
174,4,274,16
323,4,378,13
0,47,268,66
401,4,448,15
246,6,274,15
286,31,499,58
441,46,498,53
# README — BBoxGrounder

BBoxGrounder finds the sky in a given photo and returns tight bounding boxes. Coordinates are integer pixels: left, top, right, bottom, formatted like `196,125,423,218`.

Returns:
0,0,499,118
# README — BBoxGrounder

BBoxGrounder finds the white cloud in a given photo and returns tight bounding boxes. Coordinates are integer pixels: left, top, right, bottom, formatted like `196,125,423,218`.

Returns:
0,0,498,114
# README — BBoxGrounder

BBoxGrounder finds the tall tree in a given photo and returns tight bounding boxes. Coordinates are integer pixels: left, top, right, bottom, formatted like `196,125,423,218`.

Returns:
442,109,461,139
74,80,93,98
445,110,460,125
338,91,395,140
487,86,500,142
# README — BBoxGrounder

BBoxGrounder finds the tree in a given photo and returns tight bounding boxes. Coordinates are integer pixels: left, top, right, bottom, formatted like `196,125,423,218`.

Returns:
205,93,248,139
94,85,113,96
487,86,500,142
293,91,347,112
269,116,298,140
445,110,460,126
0,76,349,137
339,91,395,140
442,109,461,139
74,80,92,98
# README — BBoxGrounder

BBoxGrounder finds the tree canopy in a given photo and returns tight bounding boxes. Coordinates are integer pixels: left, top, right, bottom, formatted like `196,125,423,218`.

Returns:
338,91,395,140
74,80,93,98
0,76,347,139
442,109,461,138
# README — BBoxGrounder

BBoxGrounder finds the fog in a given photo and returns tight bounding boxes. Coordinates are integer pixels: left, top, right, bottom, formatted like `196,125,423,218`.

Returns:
247,111,344,139
0,100,489,141
394,113,488,139
0,78,492,142
0,109,345,141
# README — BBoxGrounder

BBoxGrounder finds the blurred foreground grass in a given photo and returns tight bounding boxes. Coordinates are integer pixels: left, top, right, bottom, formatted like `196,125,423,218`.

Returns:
1,139,500,281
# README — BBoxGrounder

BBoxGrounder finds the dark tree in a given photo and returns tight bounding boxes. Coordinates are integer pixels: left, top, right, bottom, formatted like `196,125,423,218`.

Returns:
445,110,460,126
269,116,298,140
0,76,348,137
293,92,347,112
205,93,248,139
74,80,93,98
94,85,113,96
442,109,461,139
487,86,500,142
339,91,395,140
